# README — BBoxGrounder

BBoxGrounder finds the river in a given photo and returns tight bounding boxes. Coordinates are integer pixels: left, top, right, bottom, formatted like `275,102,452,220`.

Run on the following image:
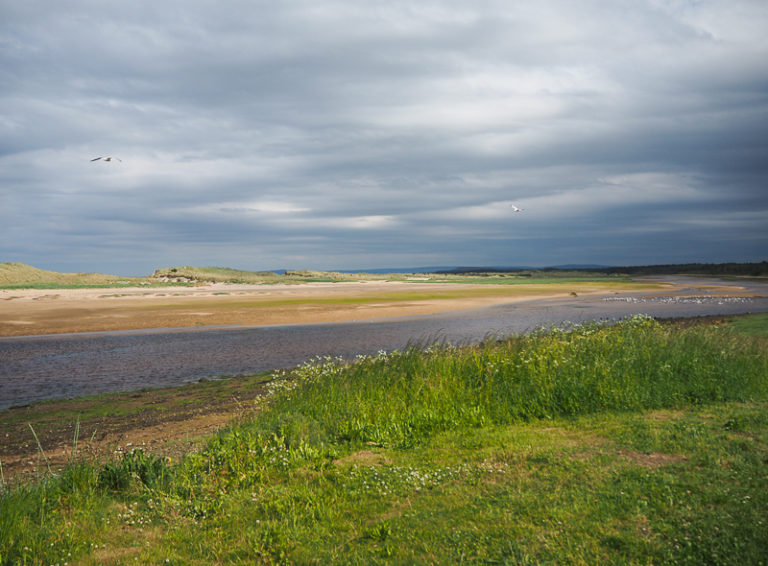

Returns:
1,277,767,410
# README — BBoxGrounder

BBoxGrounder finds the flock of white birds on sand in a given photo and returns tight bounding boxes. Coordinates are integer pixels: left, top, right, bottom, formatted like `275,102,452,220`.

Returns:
88,156,525,213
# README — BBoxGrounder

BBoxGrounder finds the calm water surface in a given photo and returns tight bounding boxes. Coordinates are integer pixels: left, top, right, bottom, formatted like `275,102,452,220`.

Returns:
2,277,767,410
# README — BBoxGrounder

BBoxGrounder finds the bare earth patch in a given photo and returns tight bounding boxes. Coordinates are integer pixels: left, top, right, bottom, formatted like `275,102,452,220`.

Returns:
334,449,391,467
617,450,687,468
0,376,270,485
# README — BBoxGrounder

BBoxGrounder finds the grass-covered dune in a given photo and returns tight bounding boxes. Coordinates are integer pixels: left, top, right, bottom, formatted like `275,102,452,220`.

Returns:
0,263,143,289
150,265,628,285
4,260,764,290
150,266,373,284
2,315,768,564
3,262,625,289
0,263,389,289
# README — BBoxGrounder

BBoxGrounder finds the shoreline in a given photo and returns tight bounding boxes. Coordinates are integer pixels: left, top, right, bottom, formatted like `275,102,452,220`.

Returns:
1,309,763,487
0,373,273,486
0,279,668,338
1,277,762,486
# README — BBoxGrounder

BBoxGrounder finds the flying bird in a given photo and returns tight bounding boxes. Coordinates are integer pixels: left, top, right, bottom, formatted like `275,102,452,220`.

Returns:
510,204,523,212
90,156,121,162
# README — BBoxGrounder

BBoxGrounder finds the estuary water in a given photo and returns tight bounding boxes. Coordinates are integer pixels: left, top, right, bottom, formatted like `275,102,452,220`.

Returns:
2,277,767,411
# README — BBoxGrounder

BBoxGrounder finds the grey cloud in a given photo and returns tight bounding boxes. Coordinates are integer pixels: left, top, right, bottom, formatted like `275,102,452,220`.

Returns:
1,1,766,274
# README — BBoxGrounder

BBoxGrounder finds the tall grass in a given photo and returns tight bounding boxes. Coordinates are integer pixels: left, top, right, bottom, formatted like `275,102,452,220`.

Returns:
248,315,767,450
0,262,140,288
2,315,767,564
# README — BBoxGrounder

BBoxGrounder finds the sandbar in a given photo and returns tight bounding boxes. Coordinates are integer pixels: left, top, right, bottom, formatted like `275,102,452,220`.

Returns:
0,278,746,337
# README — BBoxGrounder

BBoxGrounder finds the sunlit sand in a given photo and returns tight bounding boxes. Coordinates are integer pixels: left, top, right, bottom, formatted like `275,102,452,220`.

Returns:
0,278,750,337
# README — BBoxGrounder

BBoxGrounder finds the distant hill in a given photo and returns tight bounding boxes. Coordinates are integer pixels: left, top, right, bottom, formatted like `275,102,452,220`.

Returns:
436,265,605,274
582,261,768,277
0,263,138,287
549,264,611,270
369,264,610,274
437,262,768,277
336,266,466,274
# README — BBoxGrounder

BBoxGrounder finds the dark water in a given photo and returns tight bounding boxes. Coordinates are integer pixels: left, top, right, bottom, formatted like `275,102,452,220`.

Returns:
2,277,767,411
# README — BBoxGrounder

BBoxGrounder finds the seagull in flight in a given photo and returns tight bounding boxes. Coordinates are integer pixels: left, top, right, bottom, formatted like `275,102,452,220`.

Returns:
510,204,523,212
90,156,122,162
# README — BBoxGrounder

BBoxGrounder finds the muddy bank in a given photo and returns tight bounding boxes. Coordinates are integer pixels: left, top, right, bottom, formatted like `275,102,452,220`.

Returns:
0,374,271,486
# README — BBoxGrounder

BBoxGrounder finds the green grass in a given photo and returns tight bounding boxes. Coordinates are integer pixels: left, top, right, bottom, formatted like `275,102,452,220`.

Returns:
728,312,768,337
0,263,141,288
2,315,767,564
0,262,185,289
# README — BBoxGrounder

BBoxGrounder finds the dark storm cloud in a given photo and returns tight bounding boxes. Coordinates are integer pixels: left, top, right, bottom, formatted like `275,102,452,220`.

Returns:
1,0,766,274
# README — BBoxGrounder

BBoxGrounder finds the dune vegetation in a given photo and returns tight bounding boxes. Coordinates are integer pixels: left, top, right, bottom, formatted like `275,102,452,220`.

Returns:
0,263,145,289
151,266,297,284
4,260,765,290
150,266,408,284
150,265,628,286
1,315,767,564
2,262,630,290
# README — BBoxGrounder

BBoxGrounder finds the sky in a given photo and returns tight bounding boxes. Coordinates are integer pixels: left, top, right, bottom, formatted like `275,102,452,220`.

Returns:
1,1,767,275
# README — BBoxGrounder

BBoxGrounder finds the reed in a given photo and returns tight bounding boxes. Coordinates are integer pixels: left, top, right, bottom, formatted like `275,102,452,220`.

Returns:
27,425,51,477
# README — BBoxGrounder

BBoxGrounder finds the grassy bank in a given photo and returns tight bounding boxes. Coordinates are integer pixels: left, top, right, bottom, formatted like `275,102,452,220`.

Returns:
2,315,767,564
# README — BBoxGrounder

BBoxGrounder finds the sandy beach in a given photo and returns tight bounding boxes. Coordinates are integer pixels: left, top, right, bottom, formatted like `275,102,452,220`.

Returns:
0,279,673,337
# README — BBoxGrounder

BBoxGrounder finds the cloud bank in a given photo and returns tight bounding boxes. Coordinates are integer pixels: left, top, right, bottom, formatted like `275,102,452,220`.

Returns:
2,0,766,274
